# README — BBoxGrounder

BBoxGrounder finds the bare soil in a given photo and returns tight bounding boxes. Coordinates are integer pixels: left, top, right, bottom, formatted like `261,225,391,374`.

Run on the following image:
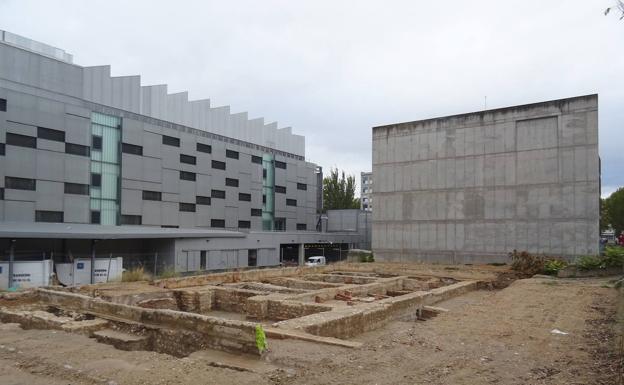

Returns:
1,276,621,385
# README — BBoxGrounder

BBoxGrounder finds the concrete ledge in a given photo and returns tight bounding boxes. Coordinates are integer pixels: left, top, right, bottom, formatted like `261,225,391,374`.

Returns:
265,327,363,349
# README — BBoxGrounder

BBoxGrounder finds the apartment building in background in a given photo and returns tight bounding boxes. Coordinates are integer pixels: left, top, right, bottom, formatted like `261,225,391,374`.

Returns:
360,171,373,212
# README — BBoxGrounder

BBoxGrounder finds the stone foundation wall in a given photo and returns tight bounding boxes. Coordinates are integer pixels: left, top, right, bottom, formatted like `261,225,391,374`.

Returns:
36,289,260,355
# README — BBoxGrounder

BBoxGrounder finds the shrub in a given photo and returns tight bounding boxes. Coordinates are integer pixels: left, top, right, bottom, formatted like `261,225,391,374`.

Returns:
157,266,180,279
122,266,151,282
509,250,544,276
359,253,375,263
543,259,568,275
576,255,605,271
603,246,624,268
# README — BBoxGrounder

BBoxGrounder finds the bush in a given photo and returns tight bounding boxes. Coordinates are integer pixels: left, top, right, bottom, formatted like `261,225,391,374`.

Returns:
543,259,568,275
359,253,375,263
603,246,624,268
509,250,544,276
122,267,151,282
576,255,605,271
157,266,180,279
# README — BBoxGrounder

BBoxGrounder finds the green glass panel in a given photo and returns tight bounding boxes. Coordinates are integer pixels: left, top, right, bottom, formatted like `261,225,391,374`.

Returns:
90,112,121,225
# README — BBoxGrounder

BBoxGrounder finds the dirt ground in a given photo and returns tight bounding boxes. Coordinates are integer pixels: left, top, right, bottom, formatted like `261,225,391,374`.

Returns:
1,275,621,385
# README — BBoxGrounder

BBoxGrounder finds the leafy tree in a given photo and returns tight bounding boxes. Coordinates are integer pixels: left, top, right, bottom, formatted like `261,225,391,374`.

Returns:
600,198,610,233
604,187,624,235
605,1,624,19
322,168,360,211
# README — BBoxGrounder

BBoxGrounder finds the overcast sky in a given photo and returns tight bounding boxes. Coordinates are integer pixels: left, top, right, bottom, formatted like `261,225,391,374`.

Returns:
1,0,622,197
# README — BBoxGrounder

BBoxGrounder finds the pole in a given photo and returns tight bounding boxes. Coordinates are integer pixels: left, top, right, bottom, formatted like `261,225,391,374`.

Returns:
154,252,158,277
106,253,113,283
90,240,96,284
9,239,15,289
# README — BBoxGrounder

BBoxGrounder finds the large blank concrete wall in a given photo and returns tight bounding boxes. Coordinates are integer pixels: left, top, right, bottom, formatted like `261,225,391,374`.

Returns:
372,95,599,263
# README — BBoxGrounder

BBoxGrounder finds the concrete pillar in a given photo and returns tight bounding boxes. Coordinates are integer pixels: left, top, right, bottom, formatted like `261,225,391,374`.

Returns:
90,240,96,284
298,243,305,266
8,239,15,289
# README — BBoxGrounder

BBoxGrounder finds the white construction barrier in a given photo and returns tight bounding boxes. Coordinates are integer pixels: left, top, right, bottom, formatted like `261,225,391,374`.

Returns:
0,260,54,290
55,257,124,286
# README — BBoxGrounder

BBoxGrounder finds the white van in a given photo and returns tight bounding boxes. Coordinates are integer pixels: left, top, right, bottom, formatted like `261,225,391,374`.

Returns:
305,256,326,266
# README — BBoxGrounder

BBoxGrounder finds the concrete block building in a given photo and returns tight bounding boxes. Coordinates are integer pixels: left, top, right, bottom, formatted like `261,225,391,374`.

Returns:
372,95,599,263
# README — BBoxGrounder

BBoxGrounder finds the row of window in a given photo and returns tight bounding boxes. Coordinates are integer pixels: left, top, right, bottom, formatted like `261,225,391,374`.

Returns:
160,134,288,168
4,176,297,207
4,177,91,195
116,213,246,229
142,189,253,205
5,132,90,156
30,209,305,230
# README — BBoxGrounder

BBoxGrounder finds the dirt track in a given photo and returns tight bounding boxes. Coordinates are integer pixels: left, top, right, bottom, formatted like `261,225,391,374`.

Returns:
1,276,621,385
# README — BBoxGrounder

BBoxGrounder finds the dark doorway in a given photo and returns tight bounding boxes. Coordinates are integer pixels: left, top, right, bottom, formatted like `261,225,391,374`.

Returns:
248,249,257,267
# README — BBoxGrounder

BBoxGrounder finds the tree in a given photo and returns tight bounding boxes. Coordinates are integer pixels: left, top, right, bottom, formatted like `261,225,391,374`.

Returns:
322,168,360,211
604,187,624,235
600,197,610,233
605,1,624,19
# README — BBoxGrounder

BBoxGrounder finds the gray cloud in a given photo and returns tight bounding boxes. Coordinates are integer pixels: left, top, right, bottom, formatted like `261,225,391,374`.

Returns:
1,0,621,196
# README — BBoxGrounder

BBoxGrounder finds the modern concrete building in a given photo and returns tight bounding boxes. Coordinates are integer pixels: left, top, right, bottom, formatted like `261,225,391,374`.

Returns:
372,95,599,263
0,30,361,284
360,171,373,212
326,209,372,250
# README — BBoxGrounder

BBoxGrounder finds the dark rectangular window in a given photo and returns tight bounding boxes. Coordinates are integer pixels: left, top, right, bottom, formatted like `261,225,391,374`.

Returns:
262,194,266,204
196,196,211,205
248,249,257,267
180,171,196,181
197,142,212,153
225,178,239,187
0,143,5,155
91,211,100,224
211,189,225,199
66,143,90,156
5,176,36,191
0,188,4,200
251,155,262,164
286,199,297,206
35,210,64,223
121,215,142,225
274,218,286,231
239,193,251,202
262,169,267,179
142,190,162,201
161,225,179,228
180,154,196,165
275,160,287,169
211,219,225,228
64,183,89,195
162,135,180,147
0,98,6,111
297,223,307,231
92,135,102,150
122,142,142,155
238,220,251,229
37,127,65,142
212,160,226,170
275,185,286,194
179,202,196,212
6,133,36,148
297,183,307,191
226,149,239,159
251,208,262,217
91,173,101,187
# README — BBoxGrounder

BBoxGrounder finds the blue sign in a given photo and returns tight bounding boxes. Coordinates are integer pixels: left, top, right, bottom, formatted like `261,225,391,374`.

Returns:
77,262,84,270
